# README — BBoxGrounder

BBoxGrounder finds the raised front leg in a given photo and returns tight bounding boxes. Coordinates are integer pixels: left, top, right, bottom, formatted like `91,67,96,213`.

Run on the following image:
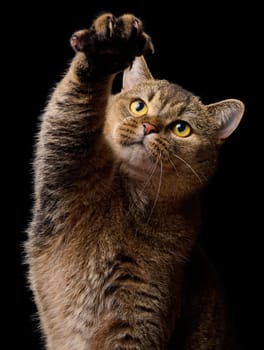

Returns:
30,13,153,240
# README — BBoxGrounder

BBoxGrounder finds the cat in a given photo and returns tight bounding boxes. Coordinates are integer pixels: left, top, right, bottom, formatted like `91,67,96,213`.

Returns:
25,12,244,350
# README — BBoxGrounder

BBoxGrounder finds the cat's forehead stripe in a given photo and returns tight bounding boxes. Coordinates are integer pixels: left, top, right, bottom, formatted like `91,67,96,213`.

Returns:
147,90,156,102
147,82,193,115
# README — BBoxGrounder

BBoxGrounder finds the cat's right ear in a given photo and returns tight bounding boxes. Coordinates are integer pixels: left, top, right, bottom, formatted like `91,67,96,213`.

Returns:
207,99,245,143
122,56,154,91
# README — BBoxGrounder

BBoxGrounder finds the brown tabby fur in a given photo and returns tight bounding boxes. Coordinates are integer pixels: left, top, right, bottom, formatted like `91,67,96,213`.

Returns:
25,13,244,349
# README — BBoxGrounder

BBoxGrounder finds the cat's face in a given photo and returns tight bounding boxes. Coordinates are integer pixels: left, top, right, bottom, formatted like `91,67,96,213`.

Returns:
104,57,244,197
106,81,215,193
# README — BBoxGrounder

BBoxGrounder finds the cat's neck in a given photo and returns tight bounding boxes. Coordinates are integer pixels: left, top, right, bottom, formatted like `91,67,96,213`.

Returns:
119,162,199,206
118,166,200,222
119,174,201,260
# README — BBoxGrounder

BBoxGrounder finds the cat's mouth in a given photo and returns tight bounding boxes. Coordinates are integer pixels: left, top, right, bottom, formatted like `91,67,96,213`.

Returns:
126,140,144,147
119,141,155,173
120,137,146,150
121,140,178,175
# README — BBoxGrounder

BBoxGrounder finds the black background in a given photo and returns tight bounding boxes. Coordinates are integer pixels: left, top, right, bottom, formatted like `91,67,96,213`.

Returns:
7,1,261,349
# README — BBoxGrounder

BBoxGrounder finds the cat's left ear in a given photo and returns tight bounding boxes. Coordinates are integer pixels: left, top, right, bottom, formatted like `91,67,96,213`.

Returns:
122,56,154,91
207,99,245,143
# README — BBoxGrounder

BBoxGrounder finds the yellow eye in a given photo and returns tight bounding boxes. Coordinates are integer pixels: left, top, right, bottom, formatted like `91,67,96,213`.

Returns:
129,99,148,117
172,121,192,137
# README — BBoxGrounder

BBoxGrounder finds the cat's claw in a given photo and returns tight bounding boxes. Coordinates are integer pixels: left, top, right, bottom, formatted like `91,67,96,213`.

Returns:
70,12,154,74
133,18,139,31
107,16,115,37
93,13,117,38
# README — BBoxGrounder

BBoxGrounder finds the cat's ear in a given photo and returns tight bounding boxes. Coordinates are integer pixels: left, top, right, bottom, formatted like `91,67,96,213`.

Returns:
207,99,245,142
122,56,154,91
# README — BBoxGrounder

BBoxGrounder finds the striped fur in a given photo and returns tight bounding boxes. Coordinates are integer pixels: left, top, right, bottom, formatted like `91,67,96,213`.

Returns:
25,13,243,349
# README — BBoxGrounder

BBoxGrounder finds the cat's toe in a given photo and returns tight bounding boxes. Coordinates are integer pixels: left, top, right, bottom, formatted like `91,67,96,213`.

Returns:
70,29,91,52
116,15,143,38
141,32,155,55
93,13,117,39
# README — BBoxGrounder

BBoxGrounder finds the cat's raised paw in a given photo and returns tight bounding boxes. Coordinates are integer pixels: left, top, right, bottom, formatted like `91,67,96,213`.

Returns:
70,13,154,74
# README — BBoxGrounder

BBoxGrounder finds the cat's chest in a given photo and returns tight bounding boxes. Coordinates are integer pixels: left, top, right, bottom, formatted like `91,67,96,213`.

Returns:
101,191,167,237
94,195,191,260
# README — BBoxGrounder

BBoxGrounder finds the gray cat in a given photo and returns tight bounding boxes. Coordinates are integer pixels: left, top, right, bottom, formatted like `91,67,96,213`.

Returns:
26,13,244,349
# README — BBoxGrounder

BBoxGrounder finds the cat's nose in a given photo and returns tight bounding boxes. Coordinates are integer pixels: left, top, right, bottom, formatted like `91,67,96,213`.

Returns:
143,122,158,135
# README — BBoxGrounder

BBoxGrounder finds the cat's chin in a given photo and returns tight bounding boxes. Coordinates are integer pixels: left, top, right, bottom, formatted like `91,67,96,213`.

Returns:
119,144,156,179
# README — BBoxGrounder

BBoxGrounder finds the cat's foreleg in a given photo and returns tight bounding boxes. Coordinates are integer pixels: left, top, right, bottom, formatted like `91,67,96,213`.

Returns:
35,14,152,201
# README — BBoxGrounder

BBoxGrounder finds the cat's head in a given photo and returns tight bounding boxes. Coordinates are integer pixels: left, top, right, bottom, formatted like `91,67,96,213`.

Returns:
105,57,244,198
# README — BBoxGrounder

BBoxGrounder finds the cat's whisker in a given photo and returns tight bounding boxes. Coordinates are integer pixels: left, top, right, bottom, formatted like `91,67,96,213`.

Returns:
171,153,204,184
167,156,178,172
141,156,160,191
127,156,160,217
146,154,163,224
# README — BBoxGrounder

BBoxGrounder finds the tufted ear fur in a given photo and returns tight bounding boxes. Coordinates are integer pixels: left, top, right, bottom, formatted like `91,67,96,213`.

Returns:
207,99,245,142
122,56,154,91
